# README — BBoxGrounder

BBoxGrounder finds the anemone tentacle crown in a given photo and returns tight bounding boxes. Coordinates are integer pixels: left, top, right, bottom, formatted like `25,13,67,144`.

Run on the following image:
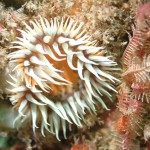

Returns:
8,16,119,140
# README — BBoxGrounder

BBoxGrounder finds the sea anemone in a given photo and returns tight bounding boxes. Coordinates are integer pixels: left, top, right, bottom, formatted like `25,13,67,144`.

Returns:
7,16,119,140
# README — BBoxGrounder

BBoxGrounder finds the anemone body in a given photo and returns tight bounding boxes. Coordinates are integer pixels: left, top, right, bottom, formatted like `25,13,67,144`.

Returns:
8,16,119,140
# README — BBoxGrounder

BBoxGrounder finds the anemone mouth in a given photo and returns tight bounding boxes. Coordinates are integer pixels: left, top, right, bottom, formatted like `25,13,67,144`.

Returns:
8,16,119,140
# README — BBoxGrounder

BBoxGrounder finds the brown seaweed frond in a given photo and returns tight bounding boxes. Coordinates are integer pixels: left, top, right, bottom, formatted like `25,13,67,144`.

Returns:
131,82,150,103
112,131,140,150
122,55,150,83
117,85,145,133
122,29,145,66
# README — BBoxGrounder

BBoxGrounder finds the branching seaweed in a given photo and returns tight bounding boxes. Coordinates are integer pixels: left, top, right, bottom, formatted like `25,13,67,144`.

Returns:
114,2,150,149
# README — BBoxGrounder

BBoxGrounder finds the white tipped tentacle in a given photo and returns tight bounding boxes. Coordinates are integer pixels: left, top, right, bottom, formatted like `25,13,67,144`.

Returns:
18,99,27,116
26,93,46,106
31,104,39,133
52,42,66,57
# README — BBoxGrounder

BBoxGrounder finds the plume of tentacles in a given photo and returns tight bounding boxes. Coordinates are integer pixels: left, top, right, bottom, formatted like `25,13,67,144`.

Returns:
7,16,119,140
114,2,150,149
